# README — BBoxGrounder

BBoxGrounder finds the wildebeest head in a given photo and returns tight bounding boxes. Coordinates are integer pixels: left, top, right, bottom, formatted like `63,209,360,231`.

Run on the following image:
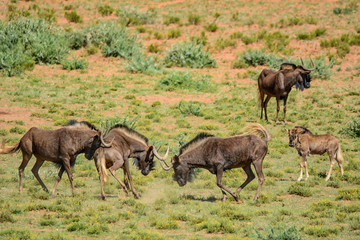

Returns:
133,146,156,176
286,126,312,147
68,120,112,160
171,155,193,187
281,58,315,91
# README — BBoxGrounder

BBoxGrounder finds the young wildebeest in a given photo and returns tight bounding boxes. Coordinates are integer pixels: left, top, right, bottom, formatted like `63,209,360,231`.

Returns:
258,59,315,124
156,124,270,202
287,126,344,181
0,120,111,194
94,124,168,200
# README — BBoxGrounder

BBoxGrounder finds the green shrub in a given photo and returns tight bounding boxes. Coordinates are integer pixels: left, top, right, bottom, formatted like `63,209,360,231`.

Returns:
178,100,203,116
215,37,237,50
7,4,31,21
64,10,83,23
125,53,163,75
167,28,181,39
188,13,201,25
297,27,327,40
342,117,360,137
61,57,88,70
204,23,218,32
163,15,180,25
150,216,178,229
0,19,68,76
37,8,57,23
86,46,98,55
0,210,15,223
336,188,360,200
116,7,157,26
148,43,161,53
156,70,215,92
304,225,342,237
190,31,208,46
265,31,291,54
255,225,301,240
0,129,9,136
87,223,109,235
66,221,86,231
195,217,234,233
233,49,282,69
288,182,312,197
9,126,26,134
164,41,217,68
98,4,114,16
320,33,360,58
0,229,33,239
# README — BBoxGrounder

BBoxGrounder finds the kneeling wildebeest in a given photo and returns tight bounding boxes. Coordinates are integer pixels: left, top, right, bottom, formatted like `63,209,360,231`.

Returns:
94,124,168,200
0,120,111,194
156,124,270,202
287,126,344,181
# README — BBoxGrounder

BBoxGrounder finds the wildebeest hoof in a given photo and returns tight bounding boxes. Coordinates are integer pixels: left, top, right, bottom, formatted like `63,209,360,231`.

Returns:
102,196,106,201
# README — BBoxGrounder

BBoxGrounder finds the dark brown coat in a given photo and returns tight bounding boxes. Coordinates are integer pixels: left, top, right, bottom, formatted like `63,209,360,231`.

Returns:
0,121,110,194
158,124,270,202
258,60,315,124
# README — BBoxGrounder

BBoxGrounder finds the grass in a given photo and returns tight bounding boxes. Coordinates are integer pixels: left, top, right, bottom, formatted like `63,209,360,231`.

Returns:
0,1,359,240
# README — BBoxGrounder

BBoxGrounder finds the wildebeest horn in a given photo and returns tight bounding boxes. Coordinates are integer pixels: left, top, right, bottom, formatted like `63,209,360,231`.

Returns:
153,146,173,170
300,58,316,71
100,131,113,148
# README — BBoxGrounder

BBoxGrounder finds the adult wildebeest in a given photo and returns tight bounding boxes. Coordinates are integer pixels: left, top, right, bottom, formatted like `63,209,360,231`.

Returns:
156,124,270,202
0,120,111,194
287,126,344,181
258,59,315,124
94,124,168,200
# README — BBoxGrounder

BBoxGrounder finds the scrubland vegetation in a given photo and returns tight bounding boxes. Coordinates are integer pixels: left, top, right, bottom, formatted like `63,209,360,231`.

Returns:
0,0,359,239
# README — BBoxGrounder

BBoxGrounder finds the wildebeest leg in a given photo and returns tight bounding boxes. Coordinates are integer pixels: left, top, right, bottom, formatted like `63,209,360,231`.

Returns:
325,151,336,181
52,165,65,195
283,95,288,124
236,165,255,195
108,160,129,196
31,158,48,193
216,166,238,202
123,160,140,199
62,159,75,194
18,152,32,193
263,96,271,121
252,160,265,201
297,155,307,181
123,168,130,189
275,96,281,124
260,92,265,119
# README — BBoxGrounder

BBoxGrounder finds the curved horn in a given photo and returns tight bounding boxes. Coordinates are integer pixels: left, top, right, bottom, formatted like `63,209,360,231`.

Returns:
100,131,113,148
300,58,304,66
153,146,173,170
300,58,316,71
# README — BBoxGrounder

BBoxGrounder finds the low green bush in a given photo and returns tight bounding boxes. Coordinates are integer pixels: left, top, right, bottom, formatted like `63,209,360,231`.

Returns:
98,4,114,16
163,15,180,25
288,182,312,197
188,13,201,25
164,41,217,68
125,53,163,75
156,70,215,92
167,28,181,39
64,10,83,23
255,225,301,240
342,117,360,137
61,57,89,70
116,7,157,26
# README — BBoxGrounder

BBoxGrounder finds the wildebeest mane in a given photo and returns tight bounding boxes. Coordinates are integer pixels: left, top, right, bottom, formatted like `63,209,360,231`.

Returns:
280,62,297,70
179,133,214,155
68,120,99,131
109,124,148,144
295,126,313,134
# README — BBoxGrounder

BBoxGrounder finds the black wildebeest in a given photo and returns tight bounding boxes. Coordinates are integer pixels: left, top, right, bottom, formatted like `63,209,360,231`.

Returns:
94,124,168,200
287,126,344,181
0,120,111,194
156,124,270,202
258,59,315,124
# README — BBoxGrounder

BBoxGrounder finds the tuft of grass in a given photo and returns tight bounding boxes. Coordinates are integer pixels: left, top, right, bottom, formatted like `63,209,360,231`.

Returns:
116,7,157,26
342,117,360,137
288,182,312,197
188,13,201,25
98,4,114,16
61,57,89,70
167,28,181,39
163,15,180,25
255,225,301,240
204,23,218,32
64,10,83,23
336,188,360,200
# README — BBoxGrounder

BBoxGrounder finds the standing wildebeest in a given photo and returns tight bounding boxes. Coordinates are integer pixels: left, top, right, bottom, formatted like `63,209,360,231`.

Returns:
94,124,168,200
287,126,344,181
156,124,270,202
0,120,111,194
258,59,315,124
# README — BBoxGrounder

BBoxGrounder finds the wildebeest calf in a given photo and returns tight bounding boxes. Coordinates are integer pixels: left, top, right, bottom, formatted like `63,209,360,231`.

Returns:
287,126,344,181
